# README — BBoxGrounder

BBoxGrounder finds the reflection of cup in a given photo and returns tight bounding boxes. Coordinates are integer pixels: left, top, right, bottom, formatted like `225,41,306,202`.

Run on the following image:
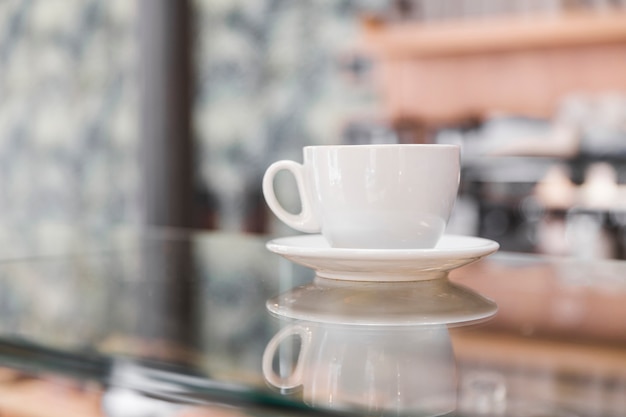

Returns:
262,145,460,249
262,323,457,416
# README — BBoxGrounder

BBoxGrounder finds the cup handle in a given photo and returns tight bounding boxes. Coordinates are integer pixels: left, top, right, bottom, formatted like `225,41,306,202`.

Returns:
262,324,311,390
262,160,320,233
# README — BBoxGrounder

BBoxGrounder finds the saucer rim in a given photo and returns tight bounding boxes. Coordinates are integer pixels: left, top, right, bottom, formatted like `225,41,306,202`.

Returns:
266,234,499,259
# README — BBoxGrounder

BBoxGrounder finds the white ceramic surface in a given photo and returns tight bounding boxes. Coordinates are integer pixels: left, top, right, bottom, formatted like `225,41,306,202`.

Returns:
262,144,460,249
262,323,457,416
266,276,497,326
266,234,499,281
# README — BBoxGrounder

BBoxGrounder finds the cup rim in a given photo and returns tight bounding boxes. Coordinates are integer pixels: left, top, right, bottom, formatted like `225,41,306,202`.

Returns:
303,144,459,151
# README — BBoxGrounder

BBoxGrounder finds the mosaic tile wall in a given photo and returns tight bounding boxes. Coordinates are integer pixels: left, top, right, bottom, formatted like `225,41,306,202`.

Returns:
0,0,140,246
0,0,386,238
193,0,384,232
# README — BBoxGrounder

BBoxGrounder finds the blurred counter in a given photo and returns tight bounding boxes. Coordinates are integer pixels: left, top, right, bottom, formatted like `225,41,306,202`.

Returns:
0,229,621,416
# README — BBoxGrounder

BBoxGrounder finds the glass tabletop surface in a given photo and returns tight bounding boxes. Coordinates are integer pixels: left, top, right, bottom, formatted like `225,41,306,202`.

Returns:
0,227,624,417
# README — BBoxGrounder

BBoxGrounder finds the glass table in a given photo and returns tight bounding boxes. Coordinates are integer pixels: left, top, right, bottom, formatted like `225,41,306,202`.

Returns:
0,228,623,417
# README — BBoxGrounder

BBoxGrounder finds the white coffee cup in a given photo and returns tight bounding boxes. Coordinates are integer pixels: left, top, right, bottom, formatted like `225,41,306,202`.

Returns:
262,322,457,416
263,144,460,249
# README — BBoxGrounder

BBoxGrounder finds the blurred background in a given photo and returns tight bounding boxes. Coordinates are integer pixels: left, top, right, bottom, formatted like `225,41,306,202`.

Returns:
2,0,626,260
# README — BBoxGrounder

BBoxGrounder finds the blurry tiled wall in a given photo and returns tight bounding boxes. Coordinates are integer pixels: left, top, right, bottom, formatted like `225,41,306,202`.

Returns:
0,0,140,242
193,0,384,232
0,0,385,239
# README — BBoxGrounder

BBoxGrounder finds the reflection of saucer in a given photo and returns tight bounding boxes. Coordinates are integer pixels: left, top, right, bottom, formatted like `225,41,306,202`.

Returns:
267,234,499,281
266,277,497,326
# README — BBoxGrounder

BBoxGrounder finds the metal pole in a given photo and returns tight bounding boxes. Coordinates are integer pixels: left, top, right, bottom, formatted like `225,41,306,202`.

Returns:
138,0,193,228
137,0,197,360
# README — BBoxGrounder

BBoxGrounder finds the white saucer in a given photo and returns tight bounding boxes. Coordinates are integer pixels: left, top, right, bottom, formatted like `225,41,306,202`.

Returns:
266,234,499,282
266,277,497,326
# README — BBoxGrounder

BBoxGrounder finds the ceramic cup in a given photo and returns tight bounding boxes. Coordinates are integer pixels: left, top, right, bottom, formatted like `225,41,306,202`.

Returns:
262,144,460,249
262,322,457,416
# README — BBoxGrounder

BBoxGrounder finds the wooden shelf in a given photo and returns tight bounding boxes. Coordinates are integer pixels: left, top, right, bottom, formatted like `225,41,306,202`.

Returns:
364,12,626,58
360,12,626,126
